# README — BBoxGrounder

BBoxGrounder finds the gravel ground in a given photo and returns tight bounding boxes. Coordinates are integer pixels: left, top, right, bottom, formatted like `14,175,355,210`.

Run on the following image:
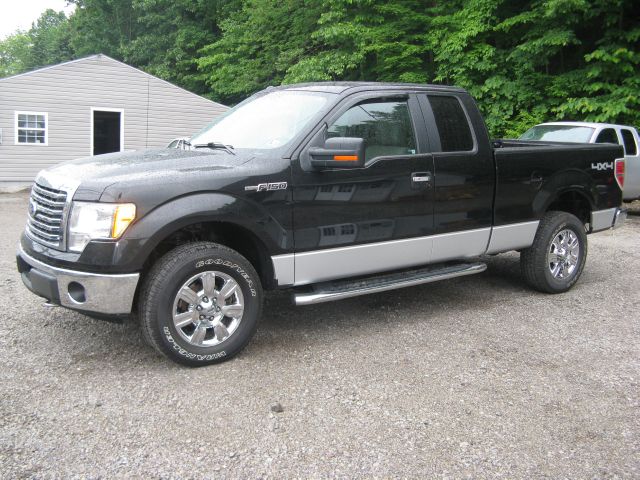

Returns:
1,192,639,479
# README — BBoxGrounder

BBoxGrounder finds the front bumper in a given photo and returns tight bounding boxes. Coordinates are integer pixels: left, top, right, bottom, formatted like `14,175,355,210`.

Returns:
16,245,140,315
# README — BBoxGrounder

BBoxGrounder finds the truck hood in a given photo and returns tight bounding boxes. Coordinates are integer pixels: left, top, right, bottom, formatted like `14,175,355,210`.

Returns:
36,148,253,201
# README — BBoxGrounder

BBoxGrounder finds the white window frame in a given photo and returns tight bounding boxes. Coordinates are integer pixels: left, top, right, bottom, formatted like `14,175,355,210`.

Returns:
15,111,48,146
90,107,125,156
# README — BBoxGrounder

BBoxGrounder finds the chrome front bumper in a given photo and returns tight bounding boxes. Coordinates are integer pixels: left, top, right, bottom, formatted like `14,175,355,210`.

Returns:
591,207,627,232
17,245,139,315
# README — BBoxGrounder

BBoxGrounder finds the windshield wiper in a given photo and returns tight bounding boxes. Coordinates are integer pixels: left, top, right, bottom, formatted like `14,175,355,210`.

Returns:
192,141,236,155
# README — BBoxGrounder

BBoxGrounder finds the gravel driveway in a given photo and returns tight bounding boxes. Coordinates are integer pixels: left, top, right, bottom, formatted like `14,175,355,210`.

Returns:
1,192,638,479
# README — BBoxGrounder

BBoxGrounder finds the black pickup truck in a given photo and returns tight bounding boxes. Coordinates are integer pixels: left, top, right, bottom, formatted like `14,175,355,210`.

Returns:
17,82,627,365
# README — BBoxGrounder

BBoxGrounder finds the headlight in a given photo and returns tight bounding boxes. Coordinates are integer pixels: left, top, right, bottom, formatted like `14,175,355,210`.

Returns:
68,202,136,253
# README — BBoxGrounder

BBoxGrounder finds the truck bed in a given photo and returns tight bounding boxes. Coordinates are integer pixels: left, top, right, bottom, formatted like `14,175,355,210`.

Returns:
492,140,624,226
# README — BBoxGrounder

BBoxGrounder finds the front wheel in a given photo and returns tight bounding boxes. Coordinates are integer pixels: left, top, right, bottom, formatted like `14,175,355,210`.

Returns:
139,242,263,366
520,211,588,293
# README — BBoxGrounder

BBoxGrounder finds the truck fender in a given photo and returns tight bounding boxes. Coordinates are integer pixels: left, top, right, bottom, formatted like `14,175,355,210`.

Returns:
112,192,290,272
532,168,596,219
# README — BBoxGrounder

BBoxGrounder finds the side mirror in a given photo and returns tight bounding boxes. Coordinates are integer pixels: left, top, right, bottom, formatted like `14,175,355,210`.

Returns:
309,137,366,170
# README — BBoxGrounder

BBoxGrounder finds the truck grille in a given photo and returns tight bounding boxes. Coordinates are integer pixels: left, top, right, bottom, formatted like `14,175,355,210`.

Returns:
26,183,68,249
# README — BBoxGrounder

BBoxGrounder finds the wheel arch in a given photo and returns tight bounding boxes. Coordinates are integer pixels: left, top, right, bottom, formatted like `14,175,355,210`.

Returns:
141,220,277,291
124,193,286,292
540,187,594,226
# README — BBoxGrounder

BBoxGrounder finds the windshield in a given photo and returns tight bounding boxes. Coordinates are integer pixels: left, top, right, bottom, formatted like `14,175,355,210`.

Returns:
520,125,595,143
190,90,335,149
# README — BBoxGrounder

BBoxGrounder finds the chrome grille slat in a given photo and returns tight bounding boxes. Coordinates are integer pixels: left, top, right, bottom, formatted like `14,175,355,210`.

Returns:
31,191,66,208
32,212,62,224
27,223,61,241
26,182,68,249
28,218,61,233
32,184,67,201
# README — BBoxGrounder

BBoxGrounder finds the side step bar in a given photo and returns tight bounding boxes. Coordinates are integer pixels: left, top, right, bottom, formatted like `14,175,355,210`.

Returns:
293,262,487,306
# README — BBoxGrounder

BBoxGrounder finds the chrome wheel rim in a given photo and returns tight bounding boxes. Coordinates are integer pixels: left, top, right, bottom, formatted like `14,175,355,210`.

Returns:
548,229,580,280
172,271,244,347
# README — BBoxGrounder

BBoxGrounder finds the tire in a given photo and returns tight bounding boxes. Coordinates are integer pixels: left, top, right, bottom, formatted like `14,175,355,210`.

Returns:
520,211,588,294
139,242,263,366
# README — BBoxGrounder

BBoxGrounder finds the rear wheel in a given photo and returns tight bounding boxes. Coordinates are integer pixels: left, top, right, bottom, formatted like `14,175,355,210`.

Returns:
521,211,587,293
139,242,263,366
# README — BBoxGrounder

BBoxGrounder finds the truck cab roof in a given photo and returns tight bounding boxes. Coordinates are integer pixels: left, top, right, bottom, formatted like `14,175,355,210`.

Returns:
270,81,467,95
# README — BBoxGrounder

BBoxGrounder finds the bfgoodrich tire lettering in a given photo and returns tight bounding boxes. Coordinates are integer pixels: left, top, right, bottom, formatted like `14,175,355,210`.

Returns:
139,242,263,366
520,211,588,294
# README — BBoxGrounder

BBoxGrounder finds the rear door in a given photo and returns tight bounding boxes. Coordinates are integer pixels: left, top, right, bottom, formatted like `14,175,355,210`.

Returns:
416,93,495,262
290,92,436,285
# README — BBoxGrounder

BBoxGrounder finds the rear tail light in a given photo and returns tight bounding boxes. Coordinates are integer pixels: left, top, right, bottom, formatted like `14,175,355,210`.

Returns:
614,158,625,189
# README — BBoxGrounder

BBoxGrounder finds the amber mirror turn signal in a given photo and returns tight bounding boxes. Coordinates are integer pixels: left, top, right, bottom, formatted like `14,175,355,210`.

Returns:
309,137,366,170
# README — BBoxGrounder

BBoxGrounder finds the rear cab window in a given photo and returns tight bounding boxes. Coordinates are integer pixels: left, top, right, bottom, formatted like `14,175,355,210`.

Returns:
621,129,638,156
427,95,474,152
595,128,619,145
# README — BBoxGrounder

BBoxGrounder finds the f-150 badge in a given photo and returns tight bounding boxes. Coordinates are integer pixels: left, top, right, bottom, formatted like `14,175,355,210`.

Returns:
245,182,288,192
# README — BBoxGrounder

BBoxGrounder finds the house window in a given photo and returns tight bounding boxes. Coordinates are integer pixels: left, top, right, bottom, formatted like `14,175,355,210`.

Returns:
15,112,47,145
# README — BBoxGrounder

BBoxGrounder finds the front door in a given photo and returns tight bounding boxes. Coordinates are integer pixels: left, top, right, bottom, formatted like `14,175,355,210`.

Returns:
291,93,435,285
92,109,122,155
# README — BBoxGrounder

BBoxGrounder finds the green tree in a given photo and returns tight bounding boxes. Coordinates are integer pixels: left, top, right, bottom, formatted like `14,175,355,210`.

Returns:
0,9,73,77
197,0,322,104
1,0,637,134
0,32,31,77
284,0,434,84
68,0,141,58
27,9,73,69
123,0,238,95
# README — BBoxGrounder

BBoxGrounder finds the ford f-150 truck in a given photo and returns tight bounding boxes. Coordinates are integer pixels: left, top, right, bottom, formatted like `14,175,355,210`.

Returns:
17,82,627,366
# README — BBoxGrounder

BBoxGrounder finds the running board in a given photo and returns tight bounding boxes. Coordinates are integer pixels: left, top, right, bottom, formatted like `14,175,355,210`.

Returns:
292,262,487,306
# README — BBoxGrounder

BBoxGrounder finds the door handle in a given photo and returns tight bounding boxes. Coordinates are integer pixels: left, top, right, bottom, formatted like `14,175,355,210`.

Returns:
411,172,432,187
530,172,543,190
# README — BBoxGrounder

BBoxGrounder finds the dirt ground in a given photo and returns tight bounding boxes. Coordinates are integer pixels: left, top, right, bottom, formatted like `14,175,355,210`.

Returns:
1,193,638,478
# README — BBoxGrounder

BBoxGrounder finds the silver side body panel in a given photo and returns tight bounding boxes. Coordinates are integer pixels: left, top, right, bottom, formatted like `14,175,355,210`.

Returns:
291,234,434,286
271,254,295,286
486,221,540,254
431,228,491,263
274,227,494,287
272,208,626,287
591,208,618,232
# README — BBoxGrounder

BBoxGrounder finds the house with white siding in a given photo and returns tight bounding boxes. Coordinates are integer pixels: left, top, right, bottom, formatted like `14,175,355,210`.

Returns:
0,54,228,188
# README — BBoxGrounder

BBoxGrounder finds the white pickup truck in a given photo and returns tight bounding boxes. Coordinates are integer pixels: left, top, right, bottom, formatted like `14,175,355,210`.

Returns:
520,122,640,201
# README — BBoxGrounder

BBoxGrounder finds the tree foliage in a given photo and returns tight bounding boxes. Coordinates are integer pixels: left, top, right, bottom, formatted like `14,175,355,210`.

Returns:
0,9,72,77
0,0,637,136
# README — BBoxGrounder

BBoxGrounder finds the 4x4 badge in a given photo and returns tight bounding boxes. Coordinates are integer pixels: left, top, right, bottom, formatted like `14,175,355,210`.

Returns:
245,182,288,192
591,162,613,171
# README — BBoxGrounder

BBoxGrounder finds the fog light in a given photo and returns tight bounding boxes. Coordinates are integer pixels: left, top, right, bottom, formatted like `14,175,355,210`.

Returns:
68,282,86,303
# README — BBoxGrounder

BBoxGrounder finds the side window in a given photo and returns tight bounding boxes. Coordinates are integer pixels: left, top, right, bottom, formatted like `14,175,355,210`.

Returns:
427,95,474,152
595,128,619,145
621,129,637,155
327,99,417,161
